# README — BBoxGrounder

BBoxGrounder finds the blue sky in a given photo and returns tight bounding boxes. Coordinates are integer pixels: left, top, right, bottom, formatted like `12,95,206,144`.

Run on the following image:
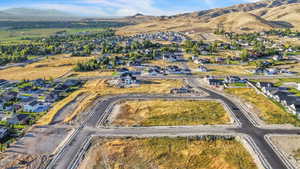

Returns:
0,0,259,17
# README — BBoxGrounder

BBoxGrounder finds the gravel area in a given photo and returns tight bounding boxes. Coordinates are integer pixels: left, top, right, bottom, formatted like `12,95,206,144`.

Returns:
270,135,300,168
0,125,72,169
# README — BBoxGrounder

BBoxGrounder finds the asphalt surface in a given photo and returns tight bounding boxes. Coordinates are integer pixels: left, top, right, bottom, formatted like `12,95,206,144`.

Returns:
64,74,300,82
44,78,300,169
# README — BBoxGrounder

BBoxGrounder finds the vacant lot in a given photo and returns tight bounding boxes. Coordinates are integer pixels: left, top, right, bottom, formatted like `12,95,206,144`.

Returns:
147,60,181,67
61,79,185,123
188,62,253,76
84,79,184,96
225,88,300,126
0,55,92,80
80,137,257,169
111,100,231,126
270,135,300,167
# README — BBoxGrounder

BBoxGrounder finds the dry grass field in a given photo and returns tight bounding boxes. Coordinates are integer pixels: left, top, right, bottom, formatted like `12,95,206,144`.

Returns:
188,62,253,76
60,79,184,123
225,88,300,126
117,12,280,37
111,100,230,126
0,55,92,80
147,60,181,67
38,79,184,124
84,79,183,96
79,137,258,169
68,71,115,78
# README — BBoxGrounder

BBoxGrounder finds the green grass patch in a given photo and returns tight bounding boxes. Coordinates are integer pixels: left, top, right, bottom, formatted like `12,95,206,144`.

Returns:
288,88,300,96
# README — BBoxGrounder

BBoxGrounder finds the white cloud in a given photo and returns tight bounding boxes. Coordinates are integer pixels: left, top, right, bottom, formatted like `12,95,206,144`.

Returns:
241,0,262,2
83,0,178,16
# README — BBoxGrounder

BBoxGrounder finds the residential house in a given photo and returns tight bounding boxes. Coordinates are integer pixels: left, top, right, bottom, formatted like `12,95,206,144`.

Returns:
8,114,30,125
256,82,274,89
194,58,210,65
281,96,300,108
288,103,300,117
207,79,223,86
163,54,177,62
63,79,81,88
117,68,129,74
182,69,191,75
46,91,60,103
170,88,192,94
0,127,8,140
119,72,137,86
265,68,279,75
191,55,198,61
198,66,208,72
251,68,266,75
148,68,162,76
272,91,289,102
165,66,182,74
24,101,49,113
224,76,245,84
272,55,283,61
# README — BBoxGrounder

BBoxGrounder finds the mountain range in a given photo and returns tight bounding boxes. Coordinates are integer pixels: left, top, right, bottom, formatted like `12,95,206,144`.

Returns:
0,8,79,21
117,0,300,35
1,0,300,34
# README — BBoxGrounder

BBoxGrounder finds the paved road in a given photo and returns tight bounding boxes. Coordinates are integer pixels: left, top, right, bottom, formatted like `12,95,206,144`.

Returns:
64,74,300,82
188,78,300,169
0,56,47,70
44,78,300,169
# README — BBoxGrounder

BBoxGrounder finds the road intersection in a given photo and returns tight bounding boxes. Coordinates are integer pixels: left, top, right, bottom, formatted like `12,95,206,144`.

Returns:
43,77,300,169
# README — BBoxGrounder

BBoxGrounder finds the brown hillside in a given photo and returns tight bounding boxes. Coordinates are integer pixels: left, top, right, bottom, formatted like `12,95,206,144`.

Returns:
207,12,278,32
252,4,300,30
117,0,300,36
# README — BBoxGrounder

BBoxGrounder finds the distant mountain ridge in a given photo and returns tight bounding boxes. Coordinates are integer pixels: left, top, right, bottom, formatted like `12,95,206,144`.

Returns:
0,8,80,21
177,0,300,20
117,0,300,35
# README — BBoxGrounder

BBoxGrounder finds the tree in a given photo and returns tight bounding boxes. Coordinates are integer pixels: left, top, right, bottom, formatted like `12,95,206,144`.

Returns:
240,49,250,62
83,45,92,55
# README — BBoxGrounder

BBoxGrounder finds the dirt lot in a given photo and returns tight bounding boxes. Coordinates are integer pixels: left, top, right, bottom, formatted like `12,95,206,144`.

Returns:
0,126,72,169
110,100,231,126
270,135,300,168
79,137,258,169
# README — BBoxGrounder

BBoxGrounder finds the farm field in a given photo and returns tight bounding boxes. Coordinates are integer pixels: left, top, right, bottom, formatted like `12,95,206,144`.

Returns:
0,28,106,43
225,88,300,126
79,137,258,169
111,100,231,126
0,54,93,80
